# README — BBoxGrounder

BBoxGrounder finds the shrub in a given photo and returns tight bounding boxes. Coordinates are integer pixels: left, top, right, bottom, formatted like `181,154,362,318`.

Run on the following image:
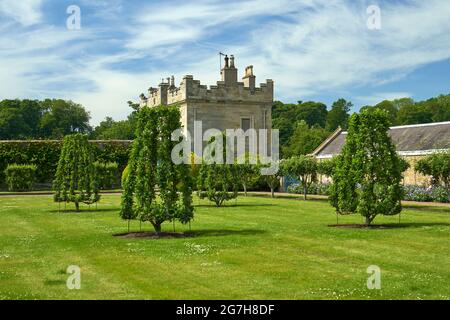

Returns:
431,186,450,203
94,162,119,190
287,182,330,195
121,164,129,188
4,164,37,191
402,185,433,202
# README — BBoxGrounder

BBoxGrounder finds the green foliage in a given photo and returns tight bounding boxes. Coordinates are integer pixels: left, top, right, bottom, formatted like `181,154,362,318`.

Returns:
326,98,352,131
329,109,404,225
235,153,260,196
0,140,130,188
317,158,338,176
120,106,194,232
197,161,239,207
121,164,130,188
282,156,317,200
94,162,119,190
53,134,100,211
283,120,330,158
4,164,37,191
415,151,450,187
0,99,91,140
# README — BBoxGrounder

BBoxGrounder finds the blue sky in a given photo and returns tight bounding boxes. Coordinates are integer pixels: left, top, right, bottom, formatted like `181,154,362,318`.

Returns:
1,0,449,124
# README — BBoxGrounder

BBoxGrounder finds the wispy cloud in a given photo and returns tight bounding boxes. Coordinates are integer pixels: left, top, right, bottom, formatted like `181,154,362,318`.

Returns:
0,0,449,124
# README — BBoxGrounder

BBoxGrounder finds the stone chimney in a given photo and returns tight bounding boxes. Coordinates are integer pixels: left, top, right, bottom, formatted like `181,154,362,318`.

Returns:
158,78,170,105
242,65,255,92
221,54,237,86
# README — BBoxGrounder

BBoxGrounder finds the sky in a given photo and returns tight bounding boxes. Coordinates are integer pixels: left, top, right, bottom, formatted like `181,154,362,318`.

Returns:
0,0,450,125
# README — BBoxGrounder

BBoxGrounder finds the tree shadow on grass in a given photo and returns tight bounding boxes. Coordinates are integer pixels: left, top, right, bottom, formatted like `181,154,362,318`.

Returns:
402,205,450,214
49,207,118,213
384,222,450,229
194,203,275,208
185,229,266,237
44,279,65,286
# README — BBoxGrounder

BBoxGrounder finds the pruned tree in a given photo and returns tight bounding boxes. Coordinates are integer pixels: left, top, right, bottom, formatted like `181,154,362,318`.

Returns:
415,151,450,187
120,106,194,233
236,153,260,196
197,162,239,207
329,109,404,225
282,155,317,200
53,134,100,211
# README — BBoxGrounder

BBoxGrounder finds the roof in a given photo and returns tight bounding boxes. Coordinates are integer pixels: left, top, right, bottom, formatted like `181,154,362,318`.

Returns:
312,121,450,158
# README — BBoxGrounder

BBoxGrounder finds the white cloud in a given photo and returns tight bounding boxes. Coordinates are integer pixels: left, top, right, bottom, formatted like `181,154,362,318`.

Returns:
0,0,43,26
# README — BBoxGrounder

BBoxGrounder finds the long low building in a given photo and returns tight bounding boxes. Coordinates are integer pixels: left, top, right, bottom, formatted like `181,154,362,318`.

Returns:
312,121,450,186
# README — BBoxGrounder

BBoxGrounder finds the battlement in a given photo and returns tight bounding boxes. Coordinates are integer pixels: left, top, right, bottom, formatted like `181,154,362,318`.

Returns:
139,56,274,107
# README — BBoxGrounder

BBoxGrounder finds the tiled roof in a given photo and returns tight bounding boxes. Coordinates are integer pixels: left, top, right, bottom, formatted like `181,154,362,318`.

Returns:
313,121,450,158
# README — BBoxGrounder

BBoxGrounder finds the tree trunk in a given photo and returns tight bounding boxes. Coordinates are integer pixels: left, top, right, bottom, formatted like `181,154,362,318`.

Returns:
152,222,162,234
243,184,247,197
365,216,371,226
271,188,275,198
75,201,80,212
303,184,307,201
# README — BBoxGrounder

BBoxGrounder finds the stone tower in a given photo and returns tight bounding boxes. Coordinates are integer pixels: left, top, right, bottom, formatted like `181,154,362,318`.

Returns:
139,55,274,152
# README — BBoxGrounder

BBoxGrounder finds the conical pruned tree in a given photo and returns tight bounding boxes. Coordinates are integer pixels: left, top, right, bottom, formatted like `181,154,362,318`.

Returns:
53,134,100,211
329,109,404,225
120,106,194,233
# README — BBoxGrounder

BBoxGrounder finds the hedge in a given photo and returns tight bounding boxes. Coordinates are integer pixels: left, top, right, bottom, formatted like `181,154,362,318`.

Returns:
0,140,131,187
4,164,37,191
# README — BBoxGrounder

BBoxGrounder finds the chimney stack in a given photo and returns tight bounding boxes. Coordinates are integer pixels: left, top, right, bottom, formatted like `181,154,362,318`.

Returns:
242,65,255,92
221,54,237,86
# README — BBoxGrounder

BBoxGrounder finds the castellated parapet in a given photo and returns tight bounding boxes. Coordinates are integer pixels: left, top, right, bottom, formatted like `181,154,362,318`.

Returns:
140,65,273,108
137,56,274,151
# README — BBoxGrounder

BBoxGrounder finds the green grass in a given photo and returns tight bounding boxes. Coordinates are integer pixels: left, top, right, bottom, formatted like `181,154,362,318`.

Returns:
0,195,449,300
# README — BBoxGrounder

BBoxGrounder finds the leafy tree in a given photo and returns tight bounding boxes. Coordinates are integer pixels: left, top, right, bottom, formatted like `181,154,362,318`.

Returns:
40,99,91,138
326,98,352,131
397,102,432,125
282,156,317,200
317,157,338,176
263,164,282,198
53,134,100,211
415,151,450,187
197,161,239,207
120,106,193,233
236,153,260,196
283,121,330,157
329,109,404,225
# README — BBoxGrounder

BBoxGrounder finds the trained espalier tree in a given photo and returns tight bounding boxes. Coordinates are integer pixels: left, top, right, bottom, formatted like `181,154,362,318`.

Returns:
53,134,100,211
282,156,317,200
197,134,239,207
415,151,450,187
120,106,193,233
329,109,404,225
236,153,260,196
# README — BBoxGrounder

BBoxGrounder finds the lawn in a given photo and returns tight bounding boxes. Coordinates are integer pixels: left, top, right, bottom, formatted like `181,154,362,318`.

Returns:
0,194,449,300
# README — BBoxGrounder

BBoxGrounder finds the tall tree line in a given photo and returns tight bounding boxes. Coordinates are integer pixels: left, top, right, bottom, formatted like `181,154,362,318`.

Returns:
274,93,450,158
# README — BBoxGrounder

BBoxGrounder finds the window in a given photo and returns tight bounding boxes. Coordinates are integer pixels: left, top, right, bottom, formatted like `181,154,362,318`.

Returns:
241,118,251,132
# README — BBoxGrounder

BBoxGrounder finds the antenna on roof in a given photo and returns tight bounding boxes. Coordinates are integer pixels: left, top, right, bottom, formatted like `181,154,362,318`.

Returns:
219,52,226,70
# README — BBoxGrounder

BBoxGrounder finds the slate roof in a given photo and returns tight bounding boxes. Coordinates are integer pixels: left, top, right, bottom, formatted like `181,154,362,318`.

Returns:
313,121,450,158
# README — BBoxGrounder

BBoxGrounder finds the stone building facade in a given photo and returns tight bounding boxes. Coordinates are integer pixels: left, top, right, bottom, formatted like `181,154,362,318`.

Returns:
138,55,273,153
312,121,450,186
